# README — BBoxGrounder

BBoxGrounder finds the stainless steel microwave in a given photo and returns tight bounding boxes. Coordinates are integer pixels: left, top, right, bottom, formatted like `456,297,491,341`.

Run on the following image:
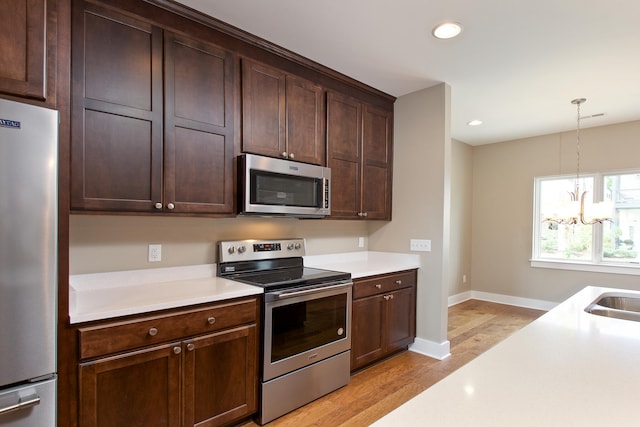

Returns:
238,154,331,218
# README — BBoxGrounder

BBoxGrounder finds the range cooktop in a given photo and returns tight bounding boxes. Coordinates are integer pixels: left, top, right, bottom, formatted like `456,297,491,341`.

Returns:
217,238,350,291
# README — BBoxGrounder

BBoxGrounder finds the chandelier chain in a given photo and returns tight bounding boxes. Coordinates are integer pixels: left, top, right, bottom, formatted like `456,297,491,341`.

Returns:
575,99,582,194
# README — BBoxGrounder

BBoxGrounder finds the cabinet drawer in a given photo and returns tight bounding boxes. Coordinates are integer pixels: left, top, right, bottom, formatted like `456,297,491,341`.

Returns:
353,270,416,300
79,297,257,360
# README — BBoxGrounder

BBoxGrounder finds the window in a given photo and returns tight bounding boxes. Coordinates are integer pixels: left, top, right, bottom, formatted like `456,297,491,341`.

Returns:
532,171,640,274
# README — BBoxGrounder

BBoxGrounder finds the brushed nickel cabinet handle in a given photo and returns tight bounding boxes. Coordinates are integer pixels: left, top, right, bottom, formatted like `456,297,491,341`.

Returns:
148,327,158,336
375,284,382,289
167,202,175,210
395,280,402,285
154,202,162,209
173,346,181,354
186,343,195,351
207,317,216,325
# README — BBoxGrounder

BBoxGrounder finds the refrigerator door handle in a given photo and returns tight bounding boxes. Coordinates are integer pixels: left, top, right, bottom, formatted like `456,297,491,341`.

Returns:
0,392,41,415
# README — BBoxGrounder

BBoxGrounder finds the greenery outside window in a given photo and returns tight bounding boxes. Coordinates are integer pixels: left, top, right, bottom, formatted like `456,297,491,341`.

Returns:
532,171,640,274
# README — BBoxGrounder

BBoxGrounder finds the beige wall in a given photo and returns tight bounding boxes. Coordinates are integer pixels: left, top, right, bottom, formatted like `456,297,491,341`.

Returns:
449,139,473,296
471,120,640,302
70,215,369,274
370,83,451,346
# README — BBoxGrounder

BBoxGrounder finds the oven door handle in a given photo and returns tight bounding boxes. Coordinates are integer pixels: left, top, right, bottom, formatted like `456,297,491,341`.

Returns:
274,282,352,299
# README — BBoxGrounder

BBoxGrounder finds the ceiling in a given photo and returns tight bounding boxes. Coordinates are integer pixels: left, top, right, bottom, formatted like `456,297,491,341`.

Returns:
175,0,640,145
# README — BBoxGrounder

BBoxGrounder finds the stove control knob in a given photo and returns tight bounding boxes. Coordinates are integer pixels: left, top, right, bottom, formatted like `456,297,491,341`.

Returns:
237,245,246,254
287,243,294,250
294,243,302,250
227,246,235,254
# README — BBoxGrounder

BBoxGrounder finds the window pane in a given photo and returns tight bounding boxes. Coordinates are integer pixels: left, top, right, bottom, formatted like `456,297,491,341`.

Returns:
603,173,640,262
538,177,593,260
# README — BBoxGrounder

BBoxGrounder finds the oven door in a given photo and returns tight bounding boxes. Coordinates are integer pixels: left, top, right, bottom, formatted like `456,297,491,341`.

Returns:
263,282,352,381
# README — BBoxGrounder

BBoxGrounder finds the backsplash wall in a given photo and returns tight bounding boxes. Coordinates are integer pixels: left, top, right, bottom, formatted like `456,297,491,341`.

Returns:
69,215,370,274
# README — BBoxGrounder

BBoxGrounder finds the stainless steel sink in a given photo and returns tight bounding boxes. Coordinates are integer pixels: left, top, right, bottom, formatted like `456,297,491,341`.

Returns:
585,292,640,322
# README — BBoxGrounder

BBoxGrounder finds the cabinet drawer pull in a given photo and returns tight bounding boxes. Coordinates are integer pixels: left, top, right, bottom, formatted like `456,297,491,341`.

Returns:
148,327,158,336
207,317,216,325
375,284,382,289
167,202,175,210
186,343,195,351
395,280,402,285
154,202,162,210
173,346,181,354
281,151,288,158
289,153,295,159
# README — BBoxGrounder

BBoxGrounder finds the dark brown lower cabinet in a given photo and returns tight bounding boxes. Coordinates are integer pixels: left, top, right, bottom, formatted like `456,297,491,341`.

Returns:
78,298,258,427
351,270,417,371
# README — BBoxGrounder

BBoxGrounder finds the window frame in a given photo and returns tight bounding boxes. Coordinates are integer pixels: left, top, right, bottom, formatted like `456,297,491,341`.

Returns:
531,170,640,276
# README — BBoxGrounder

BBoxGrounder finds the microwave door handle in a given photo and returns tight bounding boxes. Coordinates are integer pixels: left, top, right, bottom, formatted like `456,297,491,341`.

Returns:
275,282,352,299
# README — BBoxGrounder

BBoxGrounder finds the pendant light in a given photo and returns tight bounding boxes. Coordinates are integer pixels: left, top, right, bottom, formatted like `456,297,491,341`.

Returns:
543,98,613,225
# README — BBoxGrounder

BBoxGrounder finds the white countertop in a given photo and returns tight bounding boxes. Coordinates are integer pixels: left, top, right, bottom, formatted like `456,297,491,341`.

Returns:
69,264,262,324
372,286,640,426
304,251,420,279
69,251,420,324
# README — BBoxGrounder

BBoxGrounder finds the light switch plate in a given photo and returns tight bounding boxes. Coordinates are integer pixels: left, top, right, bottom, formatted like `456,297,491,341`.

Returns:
410,239,431,252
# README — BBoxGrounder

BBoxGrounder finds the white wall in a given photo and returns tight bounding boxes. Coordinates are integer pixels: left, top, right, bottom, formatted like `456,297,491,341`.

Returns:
471,120,640,303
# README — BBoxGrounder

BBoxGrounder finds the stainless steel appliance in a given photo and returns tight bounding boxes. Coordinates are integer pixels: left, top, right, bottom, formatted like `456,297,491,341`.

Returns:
238,153,331,218
218,238,351,424
0,99,58,426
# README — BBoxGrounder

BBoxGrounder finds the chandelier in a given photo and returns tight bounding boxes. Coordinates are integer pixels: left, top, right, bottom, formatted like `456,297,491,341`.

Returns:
543,98,613,225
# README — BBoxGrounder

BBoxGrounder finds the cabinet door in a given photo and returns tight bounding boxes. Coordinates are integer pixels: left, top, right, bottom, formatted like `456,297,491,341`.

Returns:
79,343,181,427
242,59,325,165
241,59,286,159
386,286,416,352
183,325,258,427
71,2,163,211
285,75,325,165
327,91,362,218
164,32,235,214
362,105,393,220
0,0,46,99
351,294,385,371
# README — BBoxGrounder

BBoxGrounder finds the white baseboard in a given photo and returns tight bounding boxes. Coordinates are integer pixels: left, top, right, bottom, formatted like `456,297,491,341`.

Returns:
448,290,557,311
409,337,451,360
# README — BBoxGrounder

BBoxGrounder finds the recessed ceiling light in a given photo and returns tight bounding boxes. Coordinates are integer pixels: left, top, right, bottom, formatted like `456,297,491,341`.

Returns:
432,21,463,39
467,119,483,126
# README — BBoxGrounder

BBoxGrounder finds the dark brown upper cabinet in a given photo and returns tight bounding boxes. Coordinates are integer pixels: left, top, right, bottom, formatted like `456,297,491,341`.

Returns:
241,58,326,166
327,91,393,220
0,0,47,100
70,1,235,215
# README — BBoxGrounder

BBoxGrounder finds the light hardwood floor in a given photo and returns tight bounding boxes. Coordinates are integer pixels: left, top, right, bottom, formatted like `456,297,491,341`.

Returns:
240,300,545,427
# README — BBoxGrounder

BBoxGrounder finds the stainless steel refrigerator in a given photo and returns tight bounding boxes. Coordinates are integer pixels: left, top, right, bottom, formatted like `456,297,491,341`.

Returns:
0,98,58,426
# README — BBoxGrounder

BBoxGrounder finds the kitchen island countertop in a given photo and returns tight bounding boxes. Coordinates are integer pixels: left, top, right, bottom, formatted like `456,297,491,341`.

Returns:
372,285,640,426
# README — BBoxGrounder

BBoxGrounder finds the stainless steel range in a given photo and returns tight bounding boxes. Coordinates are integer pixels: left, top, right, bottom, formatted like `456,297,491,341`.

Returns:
217,238,352,424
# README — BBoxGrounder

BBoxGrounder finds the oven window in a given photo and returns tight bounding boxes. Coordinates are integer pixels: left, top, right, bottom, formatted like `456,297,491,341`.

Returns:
271,293,347,362
251,170,320,207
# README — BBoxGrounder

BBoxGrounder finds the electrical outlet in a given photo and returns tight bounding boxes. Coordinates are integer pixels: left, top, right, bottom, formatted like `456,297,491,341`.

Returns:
358,237,365,248
148,244,162,262
410,239,431,252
